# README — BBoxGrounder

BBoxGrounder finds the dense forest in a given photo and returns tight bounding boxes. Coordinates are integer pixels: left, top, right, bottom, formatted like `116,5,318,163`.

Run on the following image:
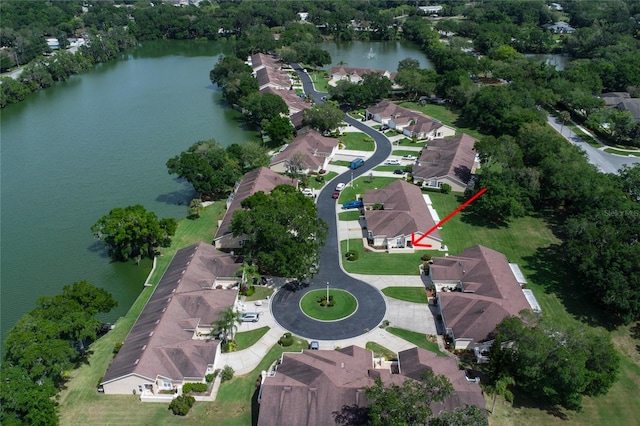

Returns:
1,0,639,423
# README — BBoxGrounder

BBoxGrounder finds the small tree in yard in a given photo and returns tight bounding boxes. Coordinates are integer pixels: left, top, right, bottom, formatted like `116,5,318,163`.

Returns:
189,198,203,219
220,365,234,382
168,394,195,416
440,183,451,194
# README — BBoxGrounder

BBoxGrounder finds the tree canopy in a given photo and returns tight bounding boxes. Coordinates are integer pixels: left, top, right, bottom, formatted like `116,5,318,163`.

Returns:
2,280,117,425
166,140,243,200
302,102,345,133
487,315,620,411
230,184,327,279
91,204,177,262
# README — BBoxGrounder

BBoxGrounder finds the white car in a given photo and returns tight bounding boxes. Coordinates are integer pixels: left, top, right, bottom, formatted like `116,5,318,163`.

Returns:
335,183,346,191
401,155,416,160
241,312,260,322
384,159,401,165
301,188,314,198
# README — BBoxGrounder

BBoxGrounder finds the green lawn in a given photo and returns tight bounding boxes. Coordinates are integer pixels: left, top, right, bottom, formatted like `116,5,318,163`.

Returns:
338,211,361,221
604,148,640,157
392,149,420,157
382,286,428,303
300,289,358,321
308,171,339,190
568,124,602,148
341,238,442,275
339,132,376,151
394,138,418,146
244,285,273,301
330,160,352,168
366,342,397,360
338,176,397,203
399,102,484,140
308,70,329,93
234,326,270,351
386,327,447,357
374,165,406,171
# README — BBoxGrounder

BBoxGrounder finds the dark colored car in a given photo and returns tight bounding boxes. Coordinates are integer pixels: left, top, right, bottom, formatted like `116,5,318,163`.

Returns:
393,169,404,175
343,200,364,209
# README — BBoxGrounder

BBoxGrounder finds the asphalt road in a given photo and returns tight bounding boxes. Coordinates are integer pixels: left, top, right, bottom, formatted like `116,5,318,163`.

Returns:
546,114,640,174
270,64,390,340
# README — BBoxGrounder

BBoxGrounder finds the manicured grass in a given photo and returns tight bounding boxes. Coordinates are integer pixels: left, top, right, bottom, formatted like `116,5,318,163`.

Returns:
244,285,273,301
339,132,376,151
338,176,397,203
308,70,329,93
604,148,640,157
308,171,339,190
341,238,442,275
568,124,602,147
300,289,358,321
338,211,361,221
366,342,397,360
395,138,419,146
330,160,352,168
399,101,484,140
374,165,406,171
391,149,419,157
386,327,447,357
382,286,428,303
234,326,270,351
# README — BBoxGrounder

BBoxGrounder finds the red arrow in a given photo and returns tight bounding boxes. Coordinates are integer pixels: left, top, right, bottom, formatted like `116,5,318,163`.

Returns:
412,188,487,247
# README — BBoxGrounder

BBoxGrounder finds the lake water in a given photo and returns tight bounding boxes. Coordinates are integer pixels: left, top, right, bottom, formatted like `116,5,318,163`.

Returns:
524,53,571,71
321,40,433,70
0,39,428,347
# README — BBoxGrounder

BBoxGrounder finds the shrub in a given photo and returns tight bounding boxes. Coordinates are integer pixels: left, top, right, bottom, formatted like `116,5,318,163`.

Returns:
440,183,451,194
183,382,208,394
315,174,325,183
205,372,217,383
279,332,293,347
168,395,195,416
345,250,359,261
113,342,123,354
220,365,234,382
372,203,384,210
222,341,237,353
420,254,432,262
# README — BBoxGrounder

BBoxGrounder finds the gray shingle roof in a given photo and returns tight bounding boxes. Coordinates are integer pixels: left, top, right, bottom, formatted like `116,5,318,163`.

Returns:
432,245,531,343
362,180,441,240
102,243,240,384
412,134,477,186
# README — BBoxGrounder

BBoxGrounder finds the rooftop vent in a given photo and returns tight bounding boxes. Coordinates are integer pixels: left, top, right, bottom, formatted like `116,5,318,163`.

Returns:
142,345,147,350
134,359,139,365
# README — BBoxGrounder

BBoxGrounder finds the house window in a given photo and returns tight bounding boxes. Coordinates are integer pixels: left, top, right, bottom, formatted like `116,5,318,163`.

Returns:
162,380,172,389
396,237,404,247
437,182,443,188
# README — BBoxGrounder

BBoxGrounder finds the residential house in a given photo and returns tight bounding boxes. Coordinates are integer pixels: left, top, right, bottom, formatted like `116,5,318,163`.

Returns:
412,134,479,192
248,52,281,73
214,167,295,251
256,67,292,91
100,242,241,398
257,345,485,426
429,245,535,350
329,66,397,87
403,115,456,140
362,180,444,251
261,86,311,115
541,21,575,34
600,92,640,120
418,5,443,15
269,129,339,175
365,100,454,140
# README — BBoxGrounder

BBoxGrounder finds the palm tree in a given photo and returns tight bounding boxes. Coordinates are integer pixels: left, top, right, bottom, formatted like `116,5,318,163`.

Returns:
559,110,571,135
214,307,242,343
486,376,515,414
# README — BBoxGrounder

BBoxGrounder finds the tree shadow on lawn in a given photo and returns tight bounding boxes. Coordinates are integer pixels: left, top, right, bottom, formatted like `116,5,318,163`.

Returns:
630,323,640,356
510,389,570,421
523,244,618,330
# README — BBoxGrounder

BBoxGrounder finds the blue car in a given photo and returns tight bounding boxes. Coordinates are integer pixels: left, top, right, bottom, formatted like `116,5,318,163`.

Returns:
342,200,363,209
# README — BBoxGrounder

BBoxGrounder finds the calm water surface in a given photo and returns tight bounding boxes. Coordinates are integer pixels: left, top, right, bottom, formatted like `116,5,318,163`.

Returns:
0,39,427,346
0,40,258,345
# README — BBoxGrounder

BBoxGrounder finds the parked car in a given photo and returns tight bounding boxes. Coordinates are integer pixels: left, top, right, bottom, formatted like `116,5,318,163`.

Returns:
335,182,346,191
309,341,319,350
241,312,260,322
401,155,416,160
384,159,401,165
380,125,389,131
342,200,363,209
301,188,314,198
332,191,340,199
393,169,404,175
